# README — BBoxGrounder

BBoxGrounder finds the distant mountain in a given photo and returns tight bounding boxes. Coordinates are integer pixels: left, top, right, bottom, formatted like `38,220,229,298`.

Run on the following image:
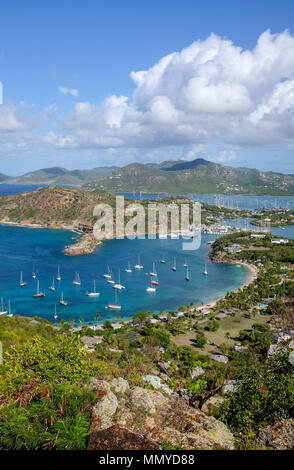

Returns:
83,158,294,195
0,173,10,182
6,166,118,185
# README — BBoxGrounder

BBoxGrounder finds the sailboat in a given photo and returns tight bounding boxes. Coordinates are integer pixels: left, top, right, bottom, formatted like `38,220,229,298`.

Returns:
19,271,27,287
0,298,8,315
60,291,67,306
185,265,190,281
53,304,58,321
86,280,100,297
113,270,125,290
160,253,166,264
183,257,188,267
73,271,81,286
125,261,132,273
107,289,121,310
203,263,208,275
134,255,144,269
49,276,55,291
7,300,13,317
32,267,36,279
33,280,45,298
146,277,156,292
103,265,112,279
107,269,115,284
150,262,157,277
172,257,177,271
56,266,61,281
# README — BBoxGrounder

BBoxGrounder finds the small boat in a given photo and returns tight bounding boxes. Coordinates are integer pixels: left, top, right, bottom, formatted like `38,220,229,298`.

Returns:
146,277,156,292
73,271,81,286
32,267,36,279
49,276,55,291
172,257,177,271
134,255,144,269
33,280,45,298
113,270,125,290
57,266,61,281
103,265,112,279
203,263,208,276
107,290,121,310
0,297,8,315
160,253,166,264
185,265,190,281
107,270,115,284
53,304,58,321
151,278,159,286
20,271,27,287
150,262,157,277
86,280,100,297
60,291,67,306
125,261,132,273
183,257,188,267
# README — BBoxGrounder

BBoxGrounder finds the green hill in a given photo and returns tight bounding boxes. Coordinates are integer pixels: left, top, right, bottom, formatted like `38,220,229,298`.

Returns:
6,166,117,185
84,159,294,195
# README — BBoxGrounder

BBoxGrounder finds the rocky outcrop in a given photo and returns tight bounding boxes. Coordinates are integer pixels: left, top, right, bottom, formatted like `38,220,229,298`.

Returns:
63,233,101,256
86,377,235,450
254,419,294,450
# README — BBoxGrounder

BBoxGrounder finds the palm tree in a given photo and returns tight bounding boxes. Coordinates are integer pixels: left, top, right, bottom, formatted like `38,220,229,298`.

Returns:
79,317,84,325
95,313,100,324
115,314,121,323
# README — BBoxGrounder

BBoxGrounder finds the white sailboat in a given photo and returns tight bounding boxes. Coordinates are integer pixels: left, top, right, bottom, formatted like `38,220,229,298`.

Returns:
103,265,112,279
33,280,45,298
172,257,177,271
125,261,132,273
146,277,156,292
150,262,157,277
160,253,166,264
73,271,81,286
134,255,144,269
57,266,61,281
86,280,100,297
183,257,188,267
0,298,8,315
185,265,190,281
60,291,67,306
53,304,58,321
107,289,121,310
203,263,208,275
19,271,27,287
107,269,115,284
113,270,125,290
32,267,36,279
49,276,55,291
7,300,13,317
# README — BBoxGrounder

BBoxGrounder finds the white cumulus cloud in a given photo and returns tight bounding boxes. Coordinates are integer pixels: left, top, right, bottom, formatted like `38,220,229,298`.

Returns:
58,86,79,97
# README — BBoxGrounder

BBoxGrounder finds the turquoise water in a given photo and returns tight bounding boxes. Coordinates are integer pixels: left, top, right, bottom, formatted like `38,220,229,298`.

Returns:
0,225,247,324
120,192,294,210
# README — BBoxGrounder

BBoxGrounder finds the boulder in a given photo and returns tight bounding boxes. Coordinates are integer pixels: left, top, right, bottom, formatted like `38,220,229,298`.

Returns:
130,386,169,414
213,354,228,364
86,378,118,430
191,366,205,379
87,425,161,450
254,419,294,450
111,377,129,394
142,375,173,395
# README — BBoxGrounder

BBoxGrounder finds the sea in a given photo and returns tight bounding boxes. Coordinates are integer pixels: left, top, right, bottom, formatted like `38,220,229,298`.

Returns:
0,184,293,324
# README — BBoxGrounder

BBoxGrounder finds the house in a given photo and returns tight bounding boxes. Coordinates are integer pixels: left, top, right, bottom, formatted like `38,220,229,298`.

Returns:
159,314,168,322
272,239,289,244
150,318,159,324
250,233,266,239
174,311,185,318
111,322,123,330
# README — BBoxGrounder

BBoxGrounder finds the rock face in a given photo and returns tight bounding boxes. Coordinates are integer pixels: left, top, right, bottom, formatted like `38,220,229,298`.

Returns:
254,419,294,450
86,377,235,450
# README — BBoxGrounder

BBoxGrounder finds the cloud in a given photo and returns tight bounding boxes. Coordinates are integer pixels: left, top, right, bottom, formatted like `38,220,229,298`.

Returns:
58,86,79,97
2,29,294,164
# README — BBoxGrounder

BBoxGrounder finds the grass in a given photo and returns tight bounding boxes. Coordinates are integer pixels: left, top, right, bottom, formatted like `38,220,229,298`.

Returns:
172,311,271,354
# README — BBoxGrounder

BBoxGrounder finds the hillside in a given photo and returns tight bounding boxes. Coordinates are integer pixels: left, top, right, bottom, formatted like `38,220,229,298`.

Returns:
6,166,118,186
84,159,294,195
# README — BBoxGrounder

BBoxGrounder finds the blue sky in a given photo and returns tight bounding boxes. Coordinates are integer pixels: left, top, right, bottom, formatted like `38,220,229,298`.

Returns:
0,0,294,175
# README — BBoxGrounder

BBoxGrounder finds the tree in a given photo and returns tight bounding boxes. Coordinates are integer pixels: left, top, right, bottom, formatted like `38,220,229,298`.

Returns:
195,332,207,349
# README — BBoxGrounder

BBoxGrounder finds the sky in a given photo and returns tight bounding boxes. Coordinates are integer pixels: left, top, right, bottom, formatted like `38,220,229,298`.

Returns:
0,0,294,175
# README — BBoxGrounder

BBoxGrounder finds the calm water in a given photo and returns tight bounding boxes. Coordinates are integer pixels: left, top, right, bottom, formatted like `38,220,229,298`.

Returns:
120,192,294,210
0,183,70,196
0,225,247,324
